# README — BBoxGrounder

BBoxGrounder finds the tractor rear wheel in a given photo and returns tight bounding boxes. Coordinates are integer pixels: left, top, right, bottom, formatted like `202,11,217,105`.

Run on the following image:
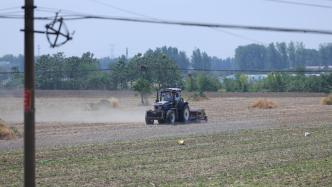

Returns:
182,105,190,123
166,110,176,125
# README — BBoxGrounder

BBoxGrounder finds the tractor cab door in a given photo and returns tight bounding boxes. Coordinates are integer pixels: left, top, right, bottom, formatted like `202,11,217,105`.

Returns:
174,92,181,103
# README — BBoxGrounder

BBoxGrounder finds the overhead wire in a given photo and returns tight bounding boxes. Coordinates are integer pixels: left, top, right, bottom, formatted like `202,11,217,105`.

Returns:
264,0,332,9
85,0,266,43
36,6,93,16
211,28,266,44
0,67,331,74
51,15,332,35
0,5,332,35
0,6,21,12
86,0,157,20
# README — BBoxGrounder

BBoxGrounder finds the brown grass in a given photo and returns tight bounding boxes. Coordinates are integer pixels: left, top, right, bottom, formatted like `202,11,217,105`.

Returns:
251,99,278,109
0,119,15,140
320,95,332,105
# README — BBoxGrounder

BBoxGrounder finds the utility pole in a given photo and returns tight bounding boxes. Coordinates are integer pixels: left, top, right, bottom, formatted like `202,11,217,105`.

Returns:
23,0,35,186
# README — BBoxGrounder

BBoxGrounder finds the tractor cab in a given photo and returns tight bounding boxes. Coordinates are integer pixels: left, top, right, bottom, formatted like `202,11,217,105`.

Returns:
158,88,182,103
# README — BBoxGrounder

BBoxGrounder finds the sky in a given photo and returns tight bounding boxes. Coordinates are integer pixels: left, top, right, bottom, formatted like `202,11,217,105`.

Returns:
1,0,332,59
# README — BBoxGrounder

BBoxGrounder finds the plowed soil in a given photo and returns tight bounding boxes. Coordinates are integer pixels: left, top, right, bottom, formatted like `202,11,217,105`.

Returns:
0,91,331,150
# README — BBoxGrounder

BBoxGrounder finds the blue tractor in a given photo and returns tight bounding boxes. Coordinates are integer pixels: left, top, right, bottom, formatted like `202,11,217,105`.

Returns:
145,88,208,125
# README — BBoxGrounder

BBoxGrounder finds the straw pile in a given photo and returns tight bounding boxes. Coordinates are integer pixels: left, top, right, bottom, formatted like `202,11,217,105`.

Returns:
321,95,332,105
0,119,15,140
250,99,278,109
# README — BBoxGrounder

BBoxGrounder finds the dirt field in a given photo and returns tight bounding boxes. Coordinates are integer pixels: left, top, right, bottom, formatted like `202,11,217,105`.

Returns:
0,90,331,150
1,125,331,186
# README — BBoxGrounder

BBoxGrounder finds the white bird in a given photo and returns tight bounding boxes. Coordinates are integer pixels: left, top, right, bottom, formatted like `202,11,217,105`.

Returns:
177,139,185,145
305,132,311,137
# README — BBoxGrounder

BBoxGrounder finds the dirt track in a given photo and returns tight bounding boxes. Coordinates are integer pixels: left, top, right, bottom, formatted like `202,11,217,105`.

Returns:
0,91,331,150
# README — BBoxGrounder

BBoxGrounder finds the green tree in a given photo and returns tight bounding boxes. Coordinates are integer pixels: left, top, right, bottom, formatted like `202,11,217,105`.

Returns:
264,73,287,92
133,78,152,105
5,66,23,88
319,43,332,68
223,74,249,92
127,51,182,90
287,42,296,69
235,44,266,70
196,74,221,94
185,73,221,94
191,49,211,70
276,42,288,69
110,56,128,89
184,74,197,92
155,46,190,70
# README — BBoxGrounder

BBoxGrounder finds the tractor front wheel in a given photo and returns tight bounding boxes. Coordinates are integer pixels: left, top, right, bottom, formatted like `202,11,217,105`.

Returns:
145,112,154,125
166,110,176,125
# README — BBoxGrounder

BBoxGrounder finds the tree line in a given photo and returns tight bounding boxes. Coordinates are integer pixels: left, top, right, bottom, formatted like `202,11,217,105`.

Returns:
235,42,332,70
223,73,332,93
1,42,331,73
1,43,332,95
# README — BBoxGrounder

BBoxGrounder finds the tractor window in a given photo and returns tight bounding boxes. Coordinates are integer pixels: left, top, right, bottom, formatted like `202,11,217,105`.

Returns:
161,92,172,101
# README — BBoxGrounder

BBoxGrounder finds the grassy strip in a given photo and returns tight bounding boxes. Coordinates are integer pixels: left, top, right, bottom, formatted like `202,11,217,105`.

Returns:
0,125,331,186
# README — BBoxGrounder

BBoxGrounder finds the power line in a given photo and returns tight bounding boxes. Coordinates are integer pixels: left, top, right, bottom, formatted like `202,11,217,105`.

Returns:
84,1,264,44
264,0,332,9
0,6,21,12
36,6,93,16
1,9,332,36
0,15,25,19
84,1,265,43
86,0,157,20
51,15,332,36
1,67,331,74
212,28,266,44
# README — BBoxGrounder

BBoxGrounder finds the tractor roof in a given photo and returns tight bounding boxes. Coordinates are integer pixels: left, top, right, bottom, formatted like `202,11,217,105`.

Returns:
161,88,182,92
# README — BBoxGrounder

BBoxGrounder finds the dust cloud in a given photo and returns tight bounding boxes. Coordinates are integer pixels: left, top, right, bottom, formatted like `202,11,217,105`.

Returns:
0,96,150,124
36,106,147,123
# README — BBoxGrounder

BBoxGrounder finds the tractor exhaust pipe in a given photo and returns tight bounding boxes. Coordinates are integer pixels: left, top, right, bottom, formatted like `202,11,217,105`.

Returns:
156,89,159,102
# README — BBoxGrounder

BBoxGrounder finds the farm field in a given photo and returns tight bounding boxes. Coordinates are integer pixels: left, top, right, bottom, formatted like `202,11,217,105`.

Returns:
1,124,331,186
0,90,331,150
0,90,331,186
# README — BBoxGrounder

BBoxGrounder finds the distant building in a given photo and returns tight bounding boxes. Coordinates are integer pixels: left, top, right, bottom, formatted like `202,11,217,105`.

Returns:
247,74,268,81
222,74,268,82
0,61,10,66
305,65,332,70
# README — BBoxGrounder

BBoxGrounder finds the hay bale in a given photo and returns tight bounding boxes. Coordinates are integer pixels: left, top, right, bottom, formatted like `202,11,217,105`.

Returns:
250,99,278,109
87,97,120,111
321,95,332,105
0,119,15,140
108,97,120,108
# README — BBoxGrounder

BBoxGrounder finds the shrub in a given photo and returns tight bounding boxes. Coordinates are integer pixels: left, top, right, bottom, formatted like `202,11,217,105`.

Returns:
184,73,221,94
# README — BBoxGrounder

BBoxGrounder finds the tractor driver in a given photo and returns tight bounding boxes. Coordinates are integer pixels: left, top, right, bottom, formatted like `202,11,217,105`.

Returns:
161,92,172,101
172,92,180,103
